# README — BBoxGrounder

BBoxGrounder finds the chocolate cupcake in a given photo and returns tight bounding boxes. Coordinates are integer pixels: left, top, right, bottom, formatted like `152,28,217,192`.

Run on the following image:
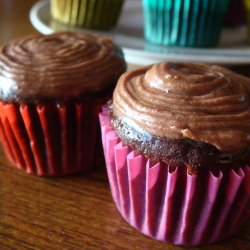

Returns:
0,31,126,176
99,62,250,245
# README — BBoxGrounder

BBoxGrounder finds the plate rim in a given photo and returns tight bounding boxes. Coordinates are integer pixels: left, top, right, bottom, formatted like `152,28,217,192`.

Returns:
29,0,250,66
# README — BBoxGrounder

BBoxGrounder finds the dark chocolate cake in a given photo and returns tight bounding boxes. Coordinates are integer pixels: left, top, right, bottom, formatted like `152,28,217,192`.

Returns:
110,62,250,173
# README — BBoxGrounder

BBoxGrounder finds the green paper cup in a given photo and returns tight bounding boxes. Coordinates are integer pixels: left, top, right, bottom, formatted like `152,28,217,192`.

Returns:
51,0,124,30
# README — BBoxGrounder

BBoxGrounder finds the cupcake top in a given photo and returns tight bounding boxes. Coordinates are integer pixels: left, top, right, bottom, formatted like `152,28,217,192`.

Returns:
0,32,126,102
111,62,250,168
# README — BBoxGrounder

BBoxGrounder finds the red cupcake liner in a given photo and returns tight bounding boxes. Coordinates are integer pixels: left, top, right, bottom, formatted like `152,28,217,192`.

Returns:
99,106,250,246
0,97,104,176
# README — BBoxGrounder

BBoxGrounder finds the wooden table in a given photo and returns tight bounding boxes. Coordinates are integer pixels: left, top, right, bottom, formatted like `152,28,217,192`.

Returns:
0,1,249,249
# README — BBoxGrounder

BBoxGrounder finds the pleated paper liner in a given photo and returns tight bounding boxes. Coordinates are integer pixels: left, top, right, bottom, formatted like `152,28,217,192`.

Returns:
142,0,229,47
245,0,250,43
99,107,250,246
0,97,105,176
50,0,124,30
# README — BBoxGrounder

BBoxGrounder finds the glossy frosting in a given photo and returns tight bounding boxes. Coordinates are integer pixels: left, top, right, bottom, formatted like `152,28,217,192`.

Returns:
113,62,250,152
0,32,126,101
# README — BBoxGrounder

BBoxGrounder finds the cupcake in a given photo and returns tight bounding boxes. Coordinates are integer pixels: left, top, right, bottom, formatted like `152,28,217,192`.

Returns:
0,32,126,176
50,0,124,30
244,0,250,42
142,0,230,47
224,0,246,27
99,62,250,245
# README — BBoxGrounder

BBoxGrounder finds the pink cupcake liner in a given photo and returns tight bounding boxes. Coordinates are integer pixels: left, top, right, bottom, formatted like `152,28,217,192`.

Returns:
99,106,250,246
0,97,103,176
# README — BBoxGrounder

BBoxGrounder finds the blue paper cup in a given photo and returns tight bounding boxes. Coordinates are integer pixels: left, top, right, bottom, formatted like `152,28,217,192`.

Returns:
142,0,229,47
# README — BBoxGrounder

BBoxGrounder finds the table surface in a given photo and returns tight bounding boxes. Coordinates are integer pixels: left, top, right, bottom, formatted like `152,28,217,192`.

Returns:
0,1,249,250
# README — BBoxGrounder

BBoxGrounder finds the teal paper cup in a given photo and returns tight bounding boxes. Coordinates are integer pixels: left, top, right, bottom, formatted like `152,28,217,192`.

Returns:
142,0,229,47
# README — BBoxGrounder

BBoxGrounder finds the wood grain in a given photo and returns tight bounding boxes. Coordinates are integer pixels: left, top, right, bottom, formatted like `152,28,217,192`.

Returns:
0,147,249,250
0,0,39,44
0,1,249,249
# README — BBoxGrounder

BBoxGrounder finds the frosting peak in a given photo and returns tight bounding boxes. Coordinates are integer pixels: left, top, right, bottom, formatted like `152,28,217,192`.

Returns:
113,62,250,152
0,32,126,102
145,63,230,97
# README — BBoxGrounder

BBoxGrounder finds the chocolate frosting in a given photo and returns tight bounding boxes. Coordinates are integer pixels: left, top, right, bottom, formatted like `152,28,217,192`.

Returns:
0,32,126,102
113,62,250,153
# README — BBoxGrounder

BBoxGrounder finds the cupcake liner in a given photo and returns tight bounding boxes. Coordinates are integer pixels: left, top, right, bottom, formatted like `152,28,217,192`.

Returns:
51,0,124,30
99,107,250,246
244,0,250,43
224,0,246,27
143,0,229,47
0,97,104,176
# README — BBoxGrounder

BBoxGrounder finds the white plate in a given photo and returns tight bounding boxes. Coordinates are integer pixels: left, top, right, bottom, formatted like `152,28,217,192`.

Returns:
30,0,250,66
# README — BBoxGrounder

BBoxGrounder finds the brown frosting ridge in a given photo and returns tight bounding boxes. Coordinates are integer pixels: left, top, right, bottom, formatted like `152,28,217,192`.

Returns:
0,32,126,102
113,62,250,152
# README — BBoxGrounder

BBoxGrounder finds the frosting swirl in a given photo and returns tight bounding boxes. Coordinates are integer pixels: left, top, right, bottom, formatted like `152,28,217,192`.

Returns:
113,62,250,152
0,32,126,101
